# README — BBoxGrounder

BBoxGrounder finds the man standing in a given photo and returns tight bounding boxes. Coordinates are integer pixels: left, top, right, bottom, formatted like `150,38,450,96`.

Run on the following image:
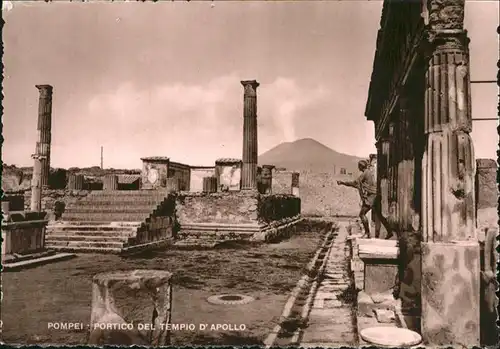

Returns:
337,159,394,239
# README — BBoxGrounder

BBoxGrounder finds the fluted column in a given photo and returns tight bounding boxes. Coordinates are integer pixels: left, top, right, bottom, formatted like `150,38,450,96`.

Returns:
241,80,259,190
420,1,479,346
35,85,53,189
422,33,475,242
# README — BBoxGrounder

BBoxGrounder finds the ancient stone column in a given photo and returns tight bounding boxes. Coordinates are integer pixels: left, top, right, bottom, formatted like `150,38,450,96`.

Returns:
376,137,391,237
67,174,85,190
35,85,53,189
103,174,118,191
89,270,173,346
241,80,260,190
30,154,43,212
420,2,479,345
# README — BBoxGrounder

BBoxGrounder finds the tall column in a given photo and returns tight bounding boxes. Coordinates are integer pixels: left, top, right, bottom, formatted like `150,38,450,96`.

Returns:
241,80,259,190
376,136,391,235
35,85,53,189
420,1,479,346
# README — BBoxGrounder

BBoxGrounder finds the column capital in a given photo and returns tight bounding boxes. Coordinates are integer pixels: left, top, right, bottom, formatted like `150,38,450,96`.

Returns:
36,84,53,96
241,80,260,96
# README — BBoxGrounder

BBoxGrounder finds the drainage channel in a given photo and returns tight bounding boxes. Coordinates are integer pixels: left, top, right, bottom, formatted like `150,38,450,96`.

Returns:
264,221,338,348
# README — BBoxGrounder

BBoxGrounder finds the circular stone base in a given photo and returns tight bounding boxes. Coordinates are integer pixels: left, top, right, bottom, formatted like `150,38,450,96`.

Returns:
360,327,422,347
207,294,255,305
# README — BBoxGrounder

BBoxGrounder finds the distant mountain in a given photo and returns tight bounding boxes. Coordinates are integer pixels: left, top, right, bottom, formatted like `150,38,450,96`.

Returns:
258,138,364,174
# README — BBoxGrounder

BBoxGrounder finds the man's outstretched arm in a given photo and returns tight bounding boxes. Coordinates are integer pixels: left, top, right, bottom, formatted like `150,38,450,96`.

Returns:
337,179,359,188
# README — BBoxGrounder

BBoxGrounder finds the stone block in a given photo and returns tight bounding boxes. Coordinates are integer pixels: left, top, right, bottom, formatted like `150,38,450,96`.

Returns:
374,309,395,323
364,263,398,295
421,241,480,347
89,270,173,346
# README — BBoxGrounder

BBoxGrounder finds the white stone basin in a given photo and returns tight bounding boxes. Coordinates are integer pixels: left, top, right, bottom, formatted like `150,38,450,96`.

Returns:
360,326,422,347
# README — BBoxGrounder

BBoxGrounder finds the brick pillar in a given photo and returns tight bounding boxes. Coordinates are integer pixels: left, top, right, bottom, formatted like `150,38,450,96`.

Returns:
241,80,259,190
103,174,118,191
420,3,479,345
35,85,53,189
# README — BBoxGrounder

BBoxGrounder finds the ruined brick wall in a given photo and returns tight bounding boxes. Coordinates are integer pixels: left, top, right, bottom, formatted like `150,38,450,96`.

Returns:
175,191,259,225
258,194,301,223
24,189,92,221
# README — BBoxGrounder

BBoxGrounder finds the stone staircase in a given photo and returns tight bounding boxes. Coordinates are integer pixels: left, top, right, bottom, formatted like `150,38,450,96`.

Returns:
46,190,171,253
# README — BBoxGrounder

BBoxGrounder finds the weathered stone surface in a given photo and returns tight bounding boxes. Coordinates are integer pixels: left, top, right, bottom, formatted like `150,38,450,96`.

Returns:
374,309,395,323
175,191,260,225
89,270,173,346
364,263,398,295
476,158,497,210
421,241,480,346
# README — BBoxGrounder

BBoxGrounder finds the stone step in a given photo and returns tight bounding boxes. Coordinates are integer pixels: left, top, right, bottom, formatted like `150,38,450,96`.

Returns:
89,190,168,197
69,198,165,205
64,207,157,214
61,213,152,222
49,221,142,227
47,225,139,232
45,245,123,253
46,240,125,249
47,229,136,237
46,234,131,242
76,196,167,203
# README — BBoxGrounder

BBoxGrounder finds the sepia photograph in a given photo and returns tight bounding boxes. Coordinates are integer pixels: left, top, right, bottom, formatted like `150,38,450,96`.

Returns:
1,0,498,347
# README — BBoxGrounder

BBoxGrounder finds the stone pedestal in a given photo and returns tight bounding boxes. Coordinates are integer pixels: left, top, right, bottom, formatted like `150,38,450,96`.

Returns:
241,80,259,190
103,174,118,191
89,270,173,346
421,241,480,346
358,239,399,295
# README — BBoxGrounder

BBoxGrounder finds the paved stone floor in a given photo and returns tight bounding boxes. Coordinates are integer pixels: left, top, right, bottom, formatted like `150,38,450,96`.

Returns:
300,222,357,347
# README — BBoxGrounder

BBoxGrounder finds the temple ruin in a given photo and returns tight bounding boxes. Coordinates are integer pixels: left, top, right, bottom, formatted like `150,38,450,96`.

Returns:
11,80,302,253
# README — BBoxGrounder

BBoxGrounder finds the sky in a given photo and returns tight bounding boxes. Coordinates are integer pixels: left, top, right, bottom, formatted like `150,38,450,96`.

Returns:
2,0,498,169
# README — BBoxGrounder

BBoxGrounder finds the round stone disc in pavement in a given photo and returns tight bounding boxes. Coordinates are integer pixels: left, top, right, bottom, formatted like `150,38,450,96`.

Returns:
206,294,255,305
360,327,422,347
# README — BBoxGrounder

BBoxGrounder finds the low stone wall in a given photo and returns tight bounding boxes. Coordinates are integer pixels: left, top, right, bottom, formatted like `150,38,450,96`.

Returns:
175,191,259,225
2,218,48,255
174,191,302,244
24,189,92,221
258,194,301,222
